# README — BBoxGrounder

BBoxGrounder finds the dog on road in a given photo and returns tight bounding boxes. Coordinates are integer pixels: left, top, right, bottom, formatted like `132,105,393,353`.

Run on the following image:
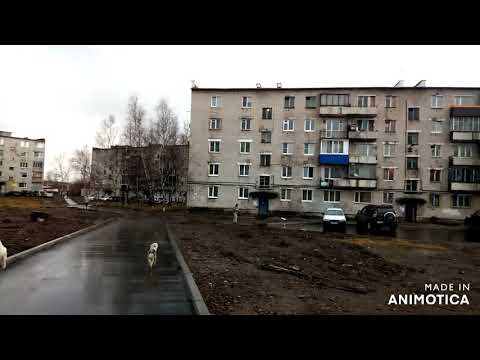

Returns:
147,242,158,275
0,240,7,270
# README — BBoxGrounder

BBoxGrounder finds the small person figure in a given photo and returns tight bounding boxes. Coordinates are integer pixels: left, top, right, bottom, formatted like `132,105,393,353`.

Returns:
233,203,239,224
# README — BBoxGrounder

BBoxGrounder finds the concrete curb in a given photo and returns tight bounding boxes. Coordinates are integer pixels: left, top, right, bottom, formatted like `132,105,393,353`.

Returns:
165,223,210,315
6,217,118,267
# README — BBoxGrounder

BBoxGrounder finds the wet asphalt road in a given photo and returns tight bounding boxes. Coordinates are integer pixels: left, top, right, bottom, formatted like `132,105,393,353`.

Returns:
0,215,193,315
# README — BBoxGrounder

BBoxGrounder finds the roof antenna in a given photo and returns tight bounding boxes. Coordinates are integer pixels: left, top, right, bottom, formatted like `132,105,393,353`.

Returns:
415,80,426,87
190,80,198,89
394,80,404,88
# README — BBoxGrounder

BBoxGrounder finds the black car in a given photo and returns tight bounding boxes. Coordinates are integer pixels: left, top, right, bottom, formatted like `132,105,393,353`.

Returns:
465,210,480,242
356,204,397,235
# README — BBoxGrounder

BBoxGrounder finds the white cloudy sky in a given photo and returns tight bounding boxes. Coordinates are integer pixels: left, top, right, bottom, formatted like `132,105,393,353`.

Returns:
1,45,479,174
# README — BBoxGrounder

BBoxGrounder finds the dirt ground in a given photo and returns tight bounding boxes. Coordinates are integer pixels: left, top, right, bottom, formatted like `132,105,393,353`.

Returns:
0,196,117,256
168,211,480,315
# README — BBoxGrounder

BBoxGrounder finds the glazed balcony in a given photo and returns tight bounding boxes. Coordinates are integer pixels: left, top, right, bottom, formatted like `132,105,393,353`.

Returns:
450,157,480,166
319,106,377,117
349,155,377,164
320,178,377,189
348,130,378,140
450,182,480,192
450,131,480,142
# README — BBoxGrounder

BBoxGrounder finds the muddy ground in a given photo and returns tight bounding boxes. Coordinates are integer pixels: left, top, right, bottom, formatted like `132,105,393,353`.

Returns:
0,196,117,256
168,211,480,315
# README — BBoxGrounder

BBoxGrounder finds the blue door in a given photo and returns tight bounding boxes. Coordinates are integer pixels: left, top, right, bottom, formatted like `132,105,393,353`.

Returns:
258,196,269,218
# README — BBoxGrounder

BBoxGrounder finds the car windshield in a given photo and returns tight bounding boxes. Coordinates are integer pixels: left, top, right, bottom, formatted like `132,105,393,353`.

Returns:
326,209,344,216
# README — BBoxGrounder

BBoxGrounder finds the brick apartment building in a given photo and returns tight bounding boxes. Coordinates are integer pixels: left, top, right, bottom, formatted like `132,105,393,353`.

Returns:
0,131,45,193
187,81,480,221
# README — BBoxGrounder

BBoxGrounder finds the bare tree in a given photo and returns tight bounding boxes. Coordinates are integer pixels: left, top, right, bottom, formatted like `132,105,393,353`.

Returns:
149,98,179,146
95,114,118,148
122,95,146,147
70,145,91,188
52,153,71,194
178,116,190,145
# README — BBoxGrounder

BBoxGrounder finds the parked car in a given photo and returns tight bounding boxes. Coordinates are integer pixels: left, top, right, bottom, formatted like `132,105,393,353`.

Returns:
31,190,41,197
465,210,480,242
40,191,53,198
5,191,22,196
86,195,96,201
99,195,112,201
356,204,397,235
322,208,347,233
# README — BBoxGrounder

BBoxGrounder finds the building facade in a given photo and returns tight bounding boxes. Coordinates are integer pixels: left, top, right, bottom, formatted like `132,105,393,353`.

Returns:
0,131,45,193
187,83,480,220
91,144,189,202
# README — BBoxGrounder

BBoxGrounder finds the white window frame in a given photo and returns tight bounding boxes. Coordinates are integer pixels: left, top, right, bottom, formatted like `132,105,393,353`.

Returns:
238,187,249,200
383,143,396,157
453,194,471,208
209,118,221,130
385,119,396,133
0,139,4,145
238,163,250,177
19,182,27,188
240,117,252,131
430,193,440,207
303,166,314,180
358,95,376,108
431,95,444,109
385,95,396,108
211,96,221,108
383,167,395,181
282,143,293,155
20,162,28,168
283,118,294,131
407,106,420,121
302,189,313,202
208,139,221,153
383,191,394,204
430,169,441,183
431,118,443,134
208,163,220,177
36,142,44,148
324,167,342,179
208,185,219,199
304,143,315,156
241,96,252,108
431,144,441,158
20,141,30,148
455,95,474,106
259,153,272,167
239,140,252,154
323,190,341,203
280,188,292,202
320,140,346,154
354,191,372,204
454,144,473,158
304,118,315,132
281,166,292,179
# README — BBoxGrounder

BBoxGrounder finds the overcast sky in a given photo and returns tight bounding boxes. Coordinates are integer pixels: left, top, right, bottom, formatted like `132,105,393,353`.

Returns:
1,45,480,174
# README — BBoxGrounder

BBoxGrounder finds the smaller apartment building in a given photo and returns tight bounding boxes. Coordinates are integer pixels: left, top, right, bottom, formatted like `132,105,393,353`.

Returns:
188,84,480,220
0,131,45,193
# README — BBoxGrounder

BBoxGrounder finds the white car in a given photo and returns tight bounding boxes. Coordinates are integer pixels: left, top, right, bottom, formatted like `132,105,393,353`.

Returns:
322,208,347,233
99,195,112,201
40,190,53,198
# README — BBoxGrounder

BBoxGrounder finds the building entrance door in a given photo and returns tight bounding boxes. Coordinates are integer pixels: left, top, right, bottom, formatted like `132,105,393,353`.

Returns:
258,196,269,218
405,202,417,222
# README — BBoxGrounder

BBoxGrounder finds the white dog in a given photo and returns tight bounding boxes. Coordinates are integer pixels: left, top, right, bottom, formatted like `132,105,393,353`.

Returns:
147,242,158,274
0,240,7,270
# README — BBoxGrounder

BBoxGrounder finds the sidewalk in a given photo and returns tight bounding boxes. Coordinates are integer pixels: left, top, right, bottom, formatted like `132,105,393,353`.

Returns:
64,196,92,210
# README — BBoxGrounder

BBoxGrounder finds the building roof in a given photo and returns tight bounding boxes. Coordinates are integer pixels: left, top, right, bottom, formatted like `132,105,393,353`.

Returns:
192,86,480,92
0,131,45,141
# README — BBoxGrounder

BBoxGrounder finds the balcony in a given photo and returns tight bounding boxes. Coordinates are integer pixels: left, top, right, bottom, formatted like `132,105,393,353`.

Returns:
349,155,377,164
319,106,377,117
450,157,480,166
450,182,480,192
348,130,378,140
451,131,480,142
319,130,348,139
319,154,349,166
255,176,274,190
320,178,377,189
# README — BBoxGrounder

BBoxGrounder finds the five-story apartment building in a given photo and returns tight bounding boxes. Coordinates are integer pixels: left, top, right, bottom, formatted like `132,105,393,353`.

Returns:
0,131,45,193
188,83,480,220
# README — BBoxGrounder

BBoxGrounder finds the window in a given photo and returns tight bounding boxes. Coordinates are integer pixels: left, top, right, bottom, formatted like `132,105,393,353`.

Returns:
430,169,441,182
383,192,394,204
20,152,26,157
305,96,317,108
431,95,444,108
259,175,271,188
431,119,443,133
21,172,27,178
239,141,251,154
34,152,43,158
451,116,480,131
385,96,397,108
238,187,249,199
320,94,349,106
304,143,315,156
211,96,221,108
209,118,221,130
385,119,396,133
282,143,293,155
430,193,440,207
242,96,252,108
405,180,419,192
454,144,472,158
9,167,14,171
282,166,292,178
455,95,474,106
407,132,419,145
356,119,374,131
20,162,28,168
324,190,340,202
208,140,220,153
408,107,420,121
431,144,441,157
239,164,250,176
284,96,295,109
283,118,294,131
303,166,314,179
383,168,395,181
349,164,376,179
383,143,396,157
406,157,418,170
261,131,271,143
262,108,272,120
325,118,345,137
20,141,30,148
19,183,26,188
304,118,315,131
33,161,43,168
354,191,372,203
208,163,219,176
0,139,4,145
208,186,219,199
324,167,342,179
321,140,345,154
358,96,375,107
36,142,44,148
453,194,471,208
354,143,376,157
241,117,252,130
280,188,292,201
451,167,480,183
260,154,271,167
302,189,313,202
